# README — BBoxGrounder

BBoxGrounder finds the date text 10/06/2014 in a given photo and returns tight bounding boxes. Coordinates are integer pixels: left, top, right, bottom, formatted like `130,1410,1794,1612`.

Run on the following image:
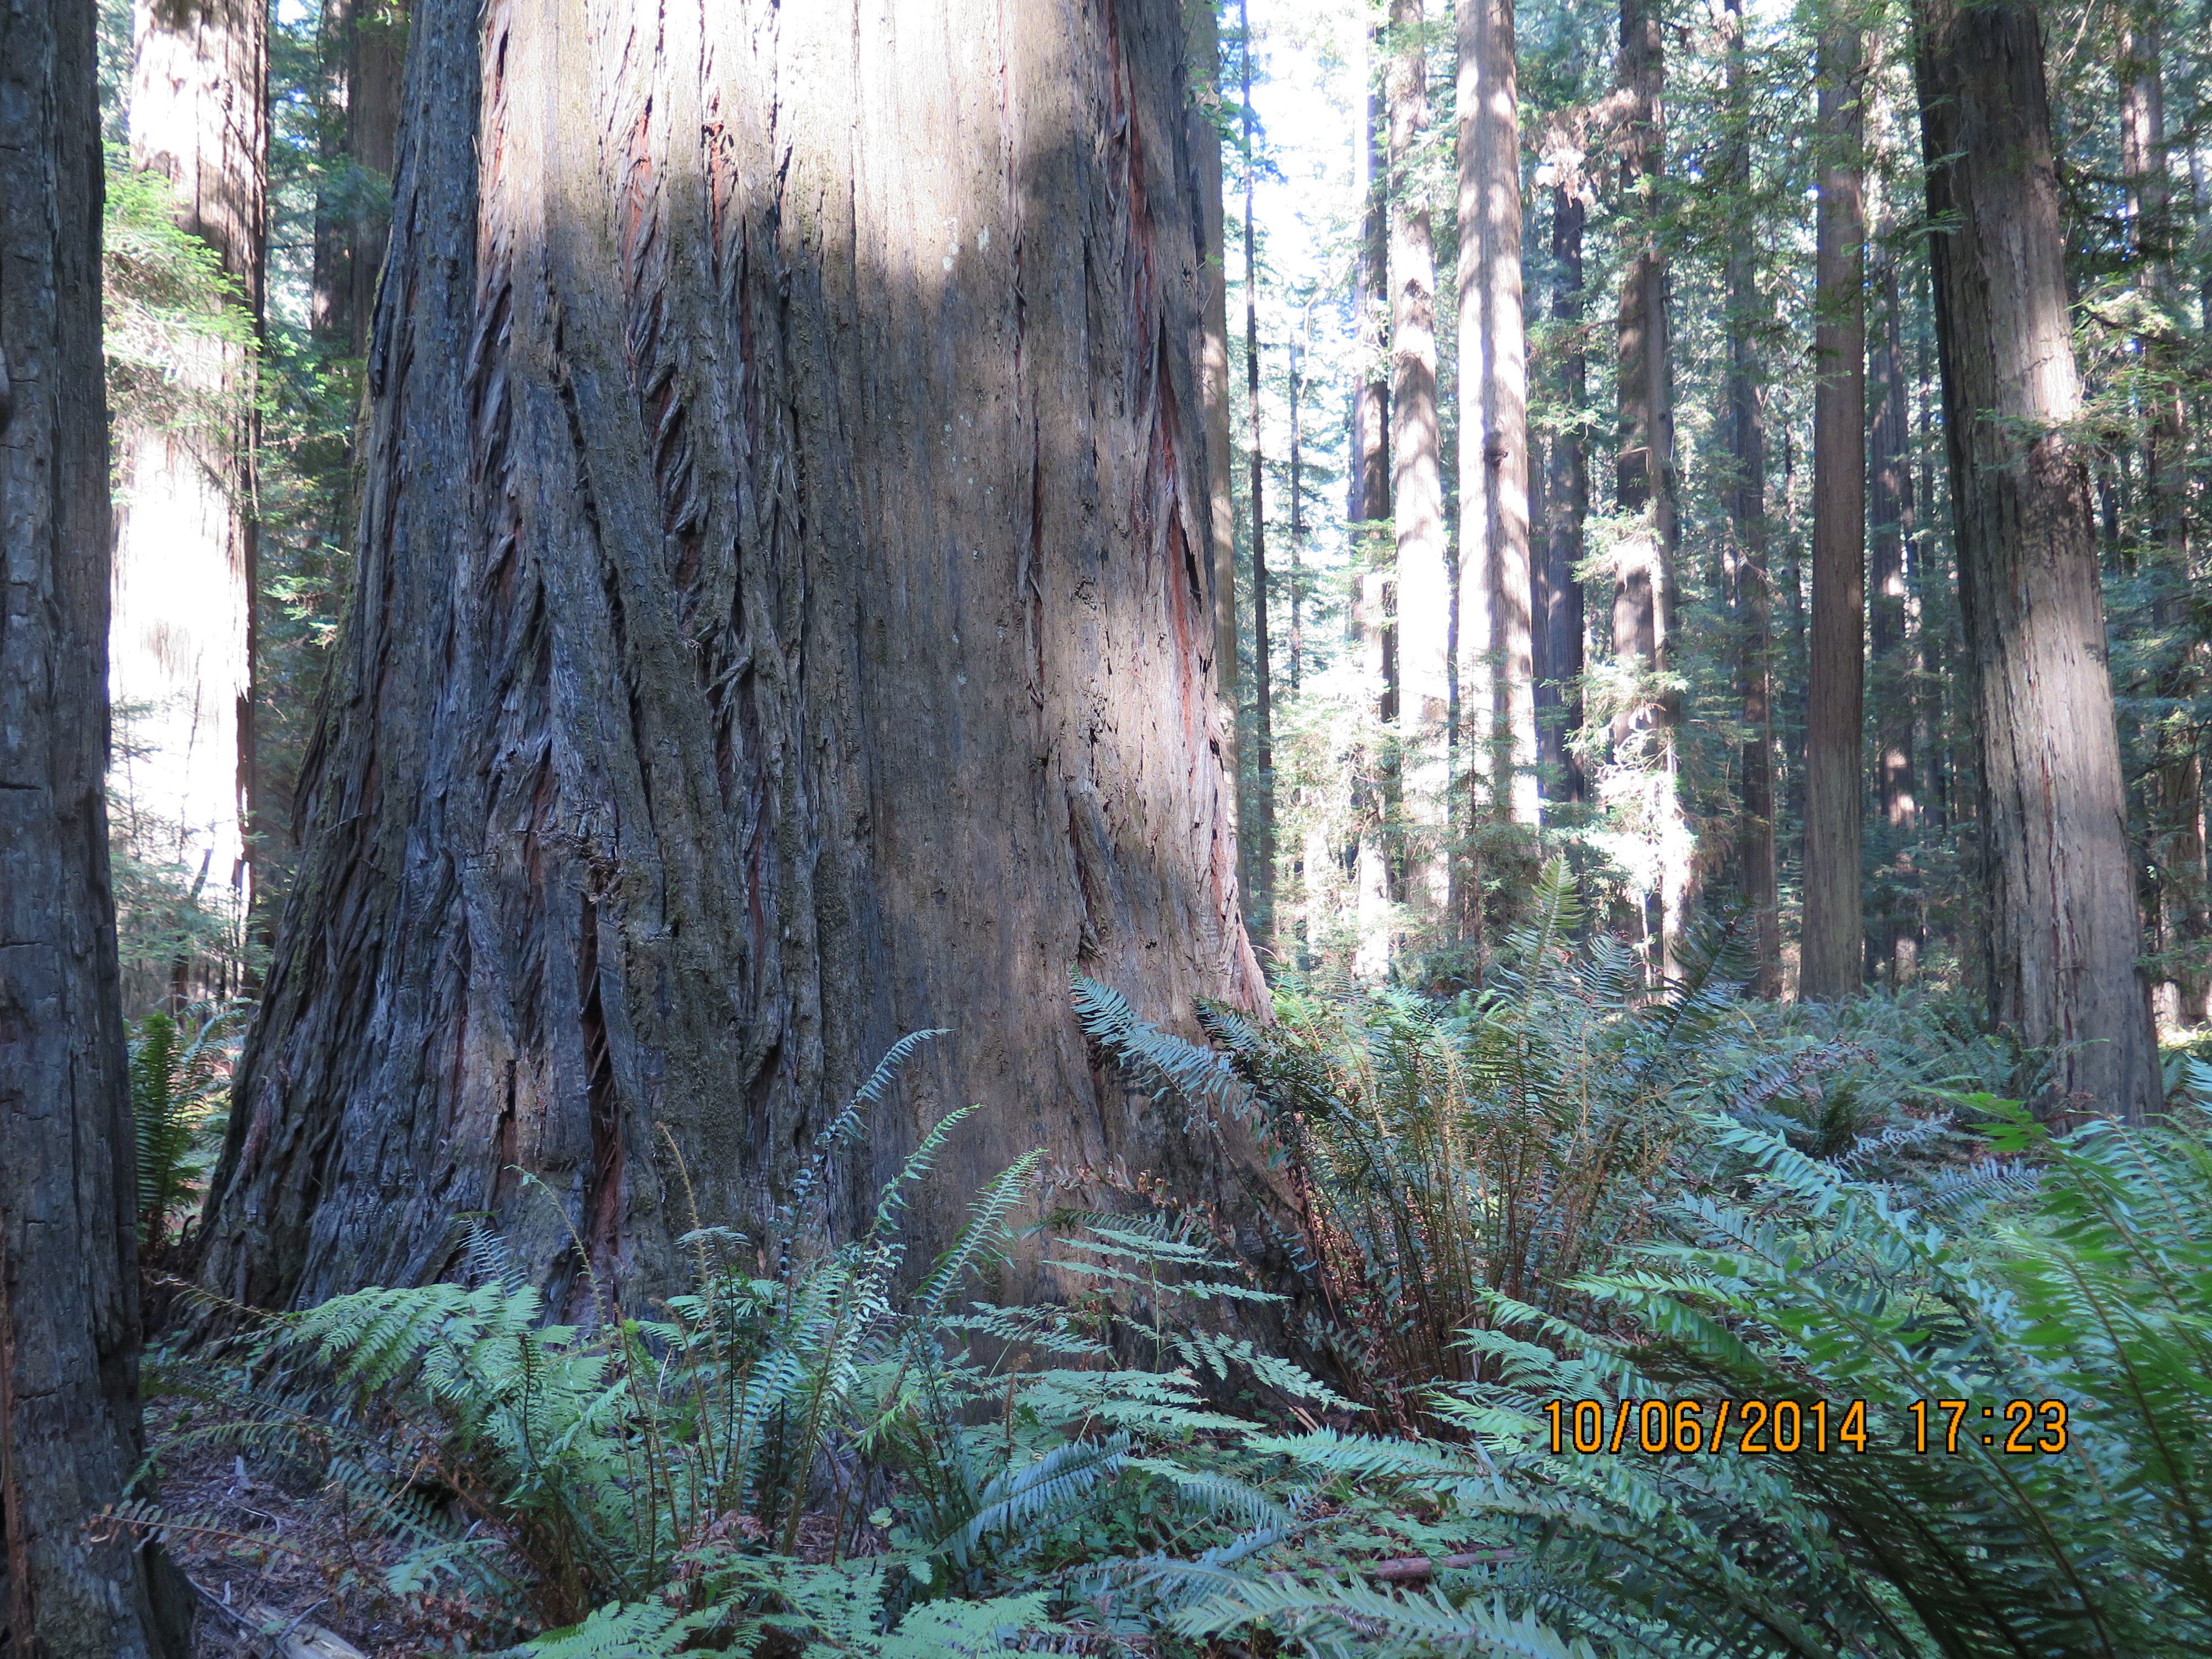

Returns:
1541,1398,2070,1456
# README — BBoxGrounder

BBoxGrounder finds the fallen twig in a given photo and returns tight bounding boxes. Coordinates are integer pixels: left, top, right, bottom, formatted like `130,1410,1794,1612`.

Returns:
1368,1547,1519,1582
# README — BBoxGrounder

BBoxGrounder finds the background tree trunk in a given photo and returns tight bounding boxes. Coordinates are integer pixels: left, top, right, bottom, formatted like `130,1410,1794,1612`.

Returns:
1457,0,1537,841
2121,22,2207,1026
1916,0,2160,1121
1350,19,1394,976
1389,0,1449,922
311,0,405,356
1188,0,1244,935
1288,333,1305,696
1350,24,1390,539
199,0,1265,1315
1723,0,1778,997
1869,222,1921,984
0,1,187,1648
109,0,266,1008
1611,0,1686,977
1801,19,1865,1002
1536,184,1587,812
1241,0,1274,954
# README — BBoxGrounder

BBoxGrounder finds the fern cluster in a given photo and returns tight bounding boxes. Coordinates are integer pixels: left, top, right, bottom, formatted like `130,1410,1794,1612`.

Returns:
126,959,2212,1657
1152,1105,2212,1658
1067,876,2212,1655
129,1000,243,1252
1079,863,1768,1418
135,1034,1349,1655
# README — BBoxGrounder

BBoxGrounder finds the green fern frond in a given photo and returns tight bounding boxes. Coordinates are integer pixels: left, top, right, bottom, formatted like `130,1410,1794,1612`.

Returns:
932,1433,1130,1573
1072,972,1254,1129
787,1029,951,1220
1172,1576,1597,1659
520,1597,742,1658
914,1151,1040,1318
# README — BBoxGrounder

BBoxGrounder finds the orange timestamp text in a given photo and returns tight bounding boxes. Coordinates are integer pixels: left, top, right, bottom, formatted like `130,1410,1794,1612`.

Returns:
1541,1397,2071,1456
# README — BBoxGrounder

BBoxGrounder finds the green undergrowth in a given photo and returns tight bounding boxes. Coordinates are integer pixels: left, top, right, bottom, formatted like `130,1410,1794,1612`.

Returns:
131,1000,244,1255
126,1033,1355,1655
123,886,2212,1656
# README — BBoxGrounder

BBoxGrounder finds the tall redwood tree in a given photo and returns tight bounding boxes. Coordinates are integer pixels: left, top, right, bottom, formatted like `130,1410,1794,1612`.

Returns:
1,1,187,1650
1801,17,1865,1002
200,0,1264,1313
1916,0,2160,1120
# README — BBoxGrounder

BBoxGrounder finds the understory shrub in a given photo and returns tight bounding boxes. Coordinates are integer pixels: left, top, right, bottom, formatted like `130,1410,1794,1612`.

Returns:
130,999,244,1254
1077,862,1981,1421
126,1032,1349,1655
1157,1107,2212,1658
121,939,2212,1657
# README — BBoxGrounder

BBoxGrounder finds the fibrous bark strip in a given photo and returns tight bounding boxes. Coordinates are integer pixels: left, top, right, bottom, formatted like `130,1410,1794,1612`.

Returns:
201,0,1264,1312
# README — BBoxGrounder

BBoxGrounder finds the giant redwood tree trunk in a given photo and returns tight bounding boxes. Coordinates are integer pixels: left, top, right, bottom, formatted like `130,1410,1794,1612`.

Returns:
1917,0,2159,1121
199,0,1264,1315
0,2,185,1651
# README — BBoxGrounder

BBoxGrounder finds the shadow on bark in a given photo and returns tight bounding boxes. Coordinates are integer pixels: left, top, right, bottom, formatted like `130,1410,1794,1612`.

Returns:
195,0,1269,1322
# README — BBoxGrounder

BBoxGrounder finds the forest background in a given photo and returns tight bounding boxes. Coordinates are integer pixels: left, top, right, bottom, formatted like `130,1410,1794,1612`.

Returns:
97,0,2212,1089
10,0,2212,1650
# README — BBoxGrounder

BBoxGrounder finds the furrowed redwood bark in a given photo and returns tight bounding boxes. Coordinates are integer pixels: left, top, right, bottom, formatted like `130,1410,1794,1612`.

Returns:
1917,0,2159,1120
200,0,1264,1314
0,1,187,1650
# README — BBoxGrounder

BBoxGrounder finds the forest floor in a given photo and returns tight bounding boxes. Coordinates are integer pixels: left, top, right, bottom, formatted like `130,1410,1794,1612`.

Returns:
145,1398,497,1658
141,1396,903,1657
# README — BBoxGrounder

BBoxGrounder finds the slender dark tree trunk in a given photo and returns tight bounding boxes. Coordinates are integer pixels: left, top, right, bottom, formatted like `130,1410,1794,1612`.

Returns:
1723,0,1778,997
1913,263,1946,838
1869,222,1920,984
1536,184,1587,812
311,0,406,354
1917,0,2160,1120
1802,19,1865,1001
0,2,187,1650
1612,0,1686,974
199,0,1266,1314
1240,0,1273,953
1288,333,1305,696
